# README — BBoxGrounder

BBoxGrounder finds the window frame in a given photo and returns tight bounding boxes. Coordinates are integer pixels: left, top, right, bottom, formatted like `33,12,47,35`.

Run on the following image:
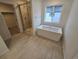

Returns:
42,5,63,26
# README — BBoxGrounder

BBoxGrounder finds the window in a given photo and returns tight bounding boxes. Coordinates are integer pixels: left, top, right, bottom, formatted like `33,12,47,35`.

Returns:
44,5,62,24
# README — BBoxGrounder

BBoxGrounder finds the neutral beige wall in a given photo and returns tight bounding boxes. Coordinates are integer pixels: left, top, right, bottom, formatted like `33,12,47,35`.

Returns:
0,3,14,12
3,13,17,28
32,0,42,34
63,0,78,59
0,35,9,56
0,0,14,4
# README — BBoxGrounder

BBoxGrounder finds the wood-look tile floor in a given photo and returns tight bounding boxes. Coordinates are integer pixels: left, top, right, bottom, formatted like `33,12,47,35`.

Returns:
0,33,63,59
9,26,20,35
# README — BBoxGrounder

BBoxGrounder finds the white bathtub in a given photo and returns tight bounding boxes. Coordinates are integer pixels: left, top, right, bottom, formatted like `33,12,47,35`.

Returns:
36,25,62,41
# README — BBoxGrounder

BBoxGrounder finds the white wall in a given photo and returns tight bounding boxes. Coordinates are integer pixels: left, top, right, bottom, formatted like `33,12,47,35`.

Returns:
41,0,62,7
32,0,42,34
63,0,78,59
0,36,9,56
59,0,74,28
72,53,78,59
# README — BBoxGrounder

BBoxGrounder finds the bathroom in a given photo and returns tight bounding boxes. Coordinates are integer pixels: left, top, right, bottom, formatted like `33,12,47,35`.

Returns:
0,0,78,59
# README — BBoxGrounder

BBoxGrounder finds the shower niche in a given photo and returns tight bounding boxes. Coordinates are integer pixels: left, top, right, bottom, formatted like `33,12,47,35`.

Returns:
2,12,20,35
